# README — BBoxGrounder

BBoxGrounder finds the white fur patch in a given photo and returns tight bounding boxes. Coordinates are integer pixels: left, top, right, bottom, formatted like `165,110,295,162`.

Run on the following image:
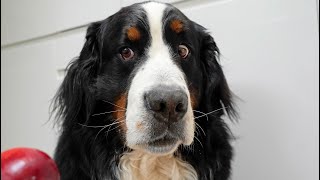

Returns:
118,2,197,179
118,150,198,180
125,1,194,152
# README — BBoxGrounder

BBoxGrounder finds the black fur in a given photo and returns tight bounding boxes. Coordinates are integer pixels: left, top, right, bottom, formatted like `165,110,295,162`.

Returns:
52,2,237,180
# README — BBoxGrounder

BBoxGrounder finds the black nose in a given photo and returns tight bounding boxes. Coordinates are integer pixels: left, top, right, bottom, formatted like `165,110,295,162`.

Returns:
144,86,188,123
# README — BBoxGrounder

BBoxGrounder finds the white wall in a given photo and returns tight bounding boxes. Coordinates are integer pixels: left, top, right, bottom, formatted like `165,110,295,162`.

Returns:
180,1,319,179
1,28,86,155
0,0,121,46
1,0,319,179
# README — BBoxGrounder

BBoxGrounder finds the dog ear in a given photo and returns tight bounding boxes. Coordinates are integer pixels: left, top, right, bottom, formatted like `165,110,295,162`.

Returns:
52,21,102,129
196,24,237,119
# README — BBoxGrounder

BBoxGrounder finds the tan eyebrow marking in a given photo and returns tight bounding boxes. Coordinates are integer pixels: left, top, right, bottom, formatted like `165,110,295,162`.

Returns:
127,27,141,41
170,19,184,34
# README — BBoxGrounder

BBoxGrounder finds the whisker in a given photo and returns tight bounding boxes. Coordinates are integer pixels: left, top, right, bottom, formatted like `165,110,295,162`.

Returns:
78,123,107,128
102,100,127,110
91,110,126,116
194,107,229,119
94,118,125,141
189,143,195,153
194,136,203,148
78,116,126,128
182,144,194,154
195,122,206,136
105,124,123,139
193,110,209,121
194,127,200,136
190,144,195,153
94,121,121,141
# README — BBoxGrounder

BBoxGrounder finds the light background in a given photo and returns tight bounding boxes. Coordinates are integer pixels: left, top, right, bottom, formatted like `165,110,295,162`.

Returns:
1,0,319,179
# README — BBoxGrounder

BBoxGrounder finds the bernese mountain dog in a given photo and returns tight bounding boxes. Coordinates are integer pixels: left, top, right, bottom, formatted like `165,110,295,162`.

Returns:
52,1,237,180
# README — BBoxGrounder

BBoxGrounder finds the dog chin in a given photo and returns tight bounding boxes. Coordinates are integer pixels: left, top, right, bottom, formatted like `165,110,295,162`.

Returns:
128,138,183,155
143,142,181,155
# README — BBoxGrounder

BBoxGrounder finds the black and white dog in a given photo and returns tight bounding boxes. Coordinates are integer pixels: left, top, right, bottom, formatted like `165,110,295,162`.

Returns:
53,1,237,180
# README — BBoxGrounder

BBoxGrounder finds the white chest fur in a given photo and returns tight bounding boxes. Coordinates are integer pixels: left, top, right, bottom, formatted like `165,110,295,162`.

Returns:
118,151,198,180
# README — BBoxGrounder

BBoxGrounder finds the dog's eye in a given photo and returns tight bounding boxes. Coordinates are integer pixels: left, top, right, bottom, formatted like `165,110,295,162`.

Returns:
178,45,189,59
120,47,134,60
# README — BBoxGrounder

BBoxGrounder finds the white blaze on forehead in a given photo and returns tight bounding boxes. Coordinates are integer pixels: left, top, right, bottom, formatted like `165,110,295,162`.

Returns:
142,2,166,51
140,2,186,87
125,2,194,147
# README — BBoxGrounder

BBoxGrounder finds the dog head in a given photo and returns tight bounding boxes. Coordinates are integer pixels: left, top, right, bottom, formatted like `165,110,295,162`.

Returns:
53,2,236,155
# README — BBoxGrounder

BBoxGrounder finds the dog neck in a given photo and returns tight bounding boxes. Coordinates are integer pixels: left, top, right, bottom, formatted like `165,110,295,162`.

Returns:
118,150,197,180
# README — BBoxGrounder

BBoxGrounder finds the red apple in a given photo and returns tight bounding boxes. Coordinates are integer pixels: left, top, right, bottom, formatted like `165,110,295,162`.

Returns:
1,147,60,180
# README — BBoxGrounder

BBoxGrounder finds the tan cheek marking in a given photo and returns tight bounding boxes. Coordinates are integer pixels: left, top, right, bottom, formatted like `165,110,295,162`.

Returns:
170,19,184,34
113,93,127,132
127,27,141,41
189,88,198,109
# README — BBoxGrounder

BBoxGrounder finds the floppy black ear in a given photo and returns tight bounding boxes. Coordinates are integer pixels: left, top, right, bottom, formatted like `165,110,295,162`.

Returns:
52,21,102,129
197,24,237,119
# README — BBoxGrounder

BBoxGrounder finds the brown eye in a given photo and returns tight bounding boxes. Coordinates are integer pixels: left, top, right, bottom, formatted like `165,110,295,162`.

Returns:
178,45,189,59
120,47,134,60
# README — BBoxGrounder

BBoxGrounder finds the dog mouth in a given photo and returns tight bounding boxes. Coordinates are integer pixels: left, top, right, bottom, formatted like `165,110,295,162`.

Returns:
149,135,178,146
140,135,180,154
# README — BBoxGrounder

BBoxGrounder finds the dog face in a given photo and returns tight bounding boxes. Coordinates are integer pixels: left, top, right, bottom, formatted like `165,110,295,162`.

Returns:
55,2,234,156
98,2,202,154
125,3,202,154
